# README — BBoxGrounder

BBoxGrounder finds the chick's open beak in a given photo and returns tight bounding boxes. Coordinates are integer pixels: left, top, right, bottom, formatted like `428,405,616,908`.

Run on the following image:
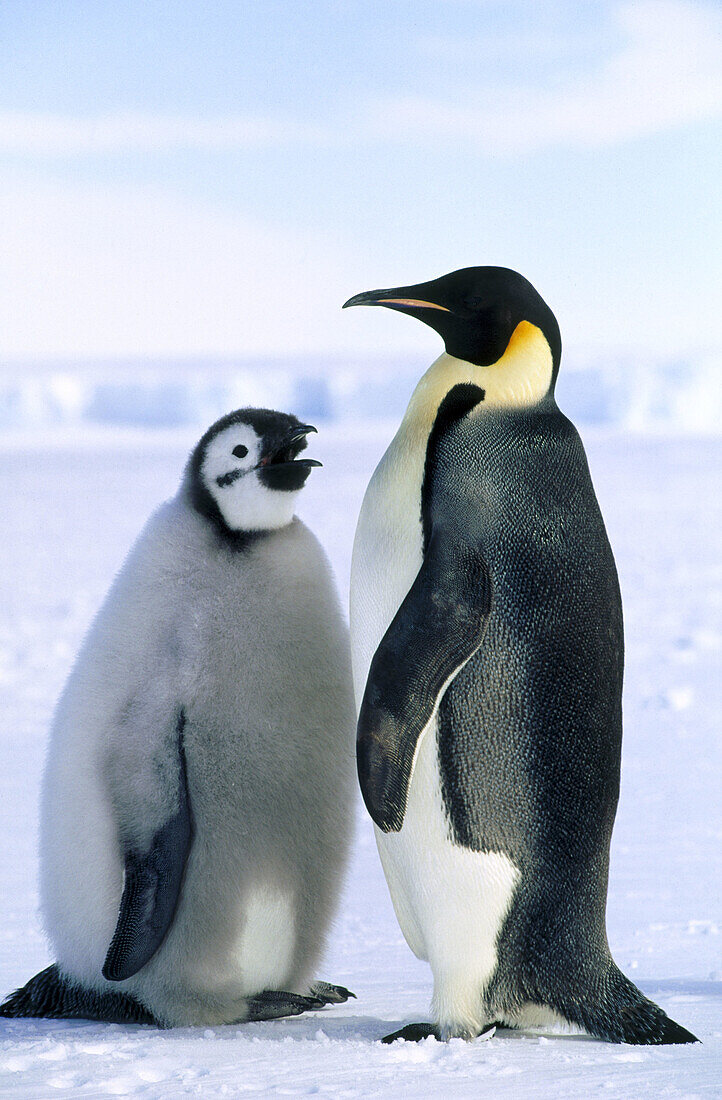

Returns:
256,424,322,476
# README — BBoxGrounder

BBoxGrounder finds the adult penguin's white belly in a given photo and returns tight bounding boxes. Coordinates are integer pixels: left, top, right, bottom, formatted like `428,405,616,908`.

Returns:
350,433,519,1038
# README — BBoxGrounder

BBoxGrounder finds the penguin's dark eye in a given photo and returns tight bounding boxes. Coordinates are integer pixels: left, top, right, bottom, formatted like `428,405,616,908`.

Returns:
465,295,484,310
232,444,248,459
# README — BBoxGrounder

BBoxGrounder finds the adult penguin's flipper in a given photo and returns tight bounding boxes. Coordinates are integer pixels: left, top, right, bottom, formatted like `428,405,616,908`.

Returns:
357,529,491,833
102,712,193,982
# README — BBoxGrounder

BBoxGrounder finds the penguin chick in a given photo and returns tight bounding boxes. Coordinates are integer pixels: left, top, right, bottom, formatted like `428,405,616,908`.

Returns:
1,408,356,1027
345,267,698,1046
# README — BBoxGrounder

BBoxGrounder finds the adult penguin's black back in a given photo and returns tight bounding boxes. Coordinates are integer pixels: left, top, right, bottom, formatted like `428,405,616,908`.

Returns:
345,267,698,1045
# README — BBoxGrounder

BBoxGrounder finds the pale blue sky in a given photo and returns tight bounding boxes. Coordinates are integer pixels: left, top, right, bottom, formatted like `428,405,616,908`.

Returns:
0,0,720,361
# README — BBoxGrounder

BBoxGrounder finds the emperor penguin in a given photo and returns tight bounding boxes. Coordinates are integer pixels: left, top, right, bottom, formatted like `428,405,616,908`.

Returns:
1,408,356,1027
344,267,698,1045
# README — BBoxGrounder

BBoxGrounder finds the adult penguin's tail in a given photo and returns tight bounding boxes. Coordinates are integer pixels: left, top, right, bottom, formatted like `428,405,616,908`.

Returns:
551,962,698,1045
0,964,156,1024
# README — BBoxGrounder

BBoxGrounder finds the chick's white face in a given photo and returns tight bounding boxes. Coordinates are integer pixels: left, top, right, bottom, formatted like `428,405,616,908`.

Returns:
201,423,300,532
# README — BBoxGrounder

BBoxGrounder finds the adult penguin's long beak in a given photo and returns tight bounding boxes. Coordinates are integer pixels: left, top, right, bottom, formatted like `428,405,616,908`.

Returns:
342,286,451,313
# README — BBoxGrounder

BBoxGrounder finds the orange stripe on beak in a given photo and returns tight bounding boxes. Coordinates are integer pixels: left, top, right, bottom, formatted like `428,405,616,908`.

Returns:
380,298,451,311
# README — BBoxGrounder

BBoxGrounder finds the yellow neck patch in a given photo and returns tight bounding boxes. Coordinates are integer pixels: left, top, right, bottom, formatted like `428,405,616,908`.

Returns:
398,321,554,450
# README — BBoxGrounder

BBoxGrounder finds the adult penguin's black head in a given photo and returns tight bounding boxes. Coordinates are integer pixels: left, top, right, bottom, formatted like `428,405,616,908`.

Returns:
184,408,321,541
343,266,561,379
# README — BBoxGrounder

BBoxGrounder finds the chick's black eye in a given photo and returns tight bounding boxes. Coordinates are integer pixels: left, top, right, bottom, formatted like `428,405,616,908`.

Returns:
232,444,248,459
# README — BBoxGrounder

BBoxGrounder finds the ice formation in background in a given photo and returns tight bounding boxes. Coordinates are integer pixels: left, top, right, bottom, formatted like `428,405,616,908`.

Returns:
0,352,720,433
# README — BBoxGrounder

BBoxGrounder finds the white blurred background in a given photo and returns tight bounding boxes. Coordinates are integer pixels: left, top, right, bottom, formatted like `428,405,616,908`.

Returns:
0,0,720,434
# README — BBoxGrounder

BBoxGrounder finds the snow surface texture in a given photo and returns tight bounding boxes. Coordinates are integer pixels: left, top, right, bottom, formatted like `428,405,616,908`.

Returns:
0,422,719,1098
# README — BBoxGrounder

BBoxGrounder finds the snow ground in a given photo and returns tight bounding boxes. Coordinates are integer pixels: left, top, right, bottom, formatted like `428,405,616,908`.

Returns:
0,422,719,1098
